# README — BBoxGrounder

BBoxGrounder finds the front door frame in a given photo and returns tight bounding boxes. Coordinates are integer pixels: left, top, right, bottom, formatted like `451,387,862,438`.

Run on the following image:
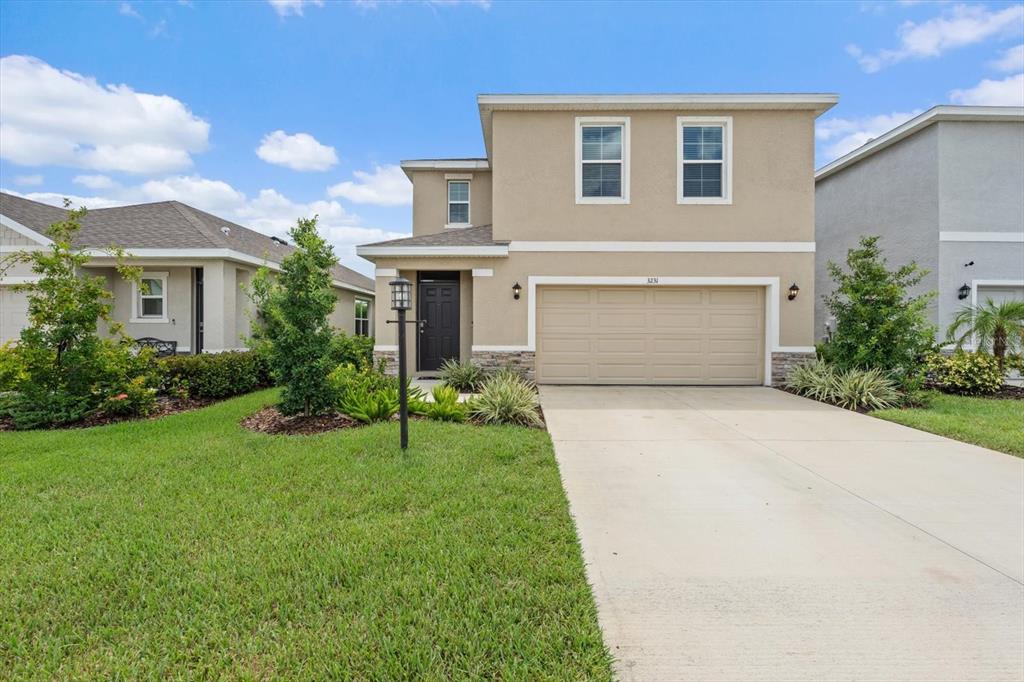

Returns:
417,271,460,372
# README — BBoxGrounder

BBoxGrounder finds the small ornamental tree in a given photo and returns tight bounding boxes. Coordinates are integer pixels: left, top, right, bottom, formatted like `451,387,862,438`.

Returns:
820,235,936,390
946,298,1024,371
249,217,338,416
0,202,153,428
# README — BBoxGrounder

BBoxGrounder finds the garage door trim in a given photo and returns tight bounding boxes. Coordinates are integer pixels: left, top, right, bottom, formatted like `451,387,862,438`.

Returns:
525,276,783,386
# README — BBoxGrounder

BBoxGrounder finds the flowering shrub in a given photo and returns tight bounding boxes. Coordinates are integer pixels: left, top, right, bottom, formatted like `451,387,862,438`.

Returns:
100,376,158,417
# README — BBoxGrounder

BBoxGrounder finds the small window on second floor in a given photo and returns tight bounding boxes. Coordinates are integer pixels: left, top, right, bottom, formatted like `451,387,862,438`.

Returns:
355,299,370,336
678,117,732,204
576,117,630,204
448,180,470,225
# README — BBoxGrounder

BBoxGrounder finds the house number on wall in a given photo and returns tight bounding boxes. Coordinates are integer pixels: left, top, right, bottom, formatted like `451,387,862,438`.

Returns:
647,277,659,284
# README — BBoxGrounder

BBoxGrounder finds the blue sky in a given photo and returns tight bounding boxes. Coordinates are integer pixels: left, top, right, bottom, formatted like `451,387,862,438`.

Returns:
2,0,1022,274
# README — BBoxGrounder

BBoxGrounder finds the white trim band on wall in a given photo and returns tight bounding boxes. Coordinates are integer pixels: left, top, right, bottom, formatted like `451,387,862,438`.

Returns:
524,275,784,387
373,345,399,352
939,231,1024,243
508,241,816,252
471,268,493,277
471,345,530,352
375,268,398,277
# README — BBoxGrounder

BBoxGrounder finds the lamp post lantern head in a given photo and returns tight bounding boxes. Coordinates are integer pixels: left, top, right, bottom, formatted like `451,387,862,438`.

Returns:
390,277,412,311
957,283,971,301
787,283,800,301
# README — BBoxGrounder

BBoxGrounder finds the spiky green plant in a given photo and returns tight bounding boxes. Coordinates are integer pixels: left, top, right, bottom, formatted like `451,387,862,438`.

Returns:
946,298,1024,371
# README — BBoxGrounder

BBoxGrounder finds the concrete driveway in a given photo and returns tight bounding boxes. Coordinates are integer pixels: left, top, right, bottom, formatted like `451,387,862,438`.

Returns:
540,386,1024,682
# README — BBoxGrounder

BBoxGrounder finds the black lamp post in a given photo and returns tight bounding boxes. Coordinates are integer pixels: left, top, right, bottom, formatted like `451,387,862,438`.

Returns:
387,277,415,449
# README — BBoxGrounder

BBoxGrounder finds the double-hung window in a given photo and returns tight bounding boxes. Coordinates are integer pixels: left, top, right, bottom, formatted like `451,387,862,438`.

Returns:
576,117,630,204
133,272,168,322
447,180,470,226
354,299,370,336
678,116,732,204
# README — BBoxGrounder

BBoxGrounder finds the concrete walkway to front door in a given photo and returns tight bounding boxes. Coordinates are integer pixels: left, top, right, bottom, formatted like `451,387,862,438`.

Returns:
540,386,1024,682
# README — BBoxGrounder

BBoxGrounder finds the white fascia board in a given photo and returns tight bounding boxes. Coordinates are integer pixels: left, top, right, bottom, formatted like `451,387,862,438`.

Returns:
509,241,815,252
356,245,509,258
478,93,838,112
939,231,1024,243
400,160,490,171
816,105,1024,181
78,247,375,296
0,214,54,245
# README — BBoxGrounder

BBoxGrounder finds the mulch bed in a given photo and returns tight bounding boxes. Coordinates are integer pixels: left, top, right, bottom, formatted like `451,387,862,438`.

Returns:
240,406,359,435
0,395,215,431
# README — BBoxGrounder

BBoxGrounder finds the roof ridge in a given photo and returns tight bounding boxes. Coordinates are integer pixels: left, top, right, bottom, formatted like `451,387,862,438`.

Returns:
168,201,226,248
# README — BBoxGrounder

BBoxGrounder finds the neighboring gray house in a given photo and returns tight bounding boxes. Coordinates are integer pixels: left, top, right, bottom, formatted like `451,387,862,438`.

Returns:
815,105,1024,345
0,192,375,350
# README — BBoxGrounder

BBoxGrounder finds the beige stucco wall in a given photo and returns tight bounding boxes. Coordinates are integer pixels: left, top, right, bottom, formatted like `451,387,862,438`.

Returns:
489,109,816,242
98,265,196,350
372,252,814,354
409,170,492,235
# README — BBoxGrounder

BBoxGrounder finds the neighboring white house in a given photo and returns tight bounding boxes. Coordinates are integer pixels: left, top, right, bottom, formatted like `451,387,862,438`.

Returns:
815,105,1024,344
0,192,375,351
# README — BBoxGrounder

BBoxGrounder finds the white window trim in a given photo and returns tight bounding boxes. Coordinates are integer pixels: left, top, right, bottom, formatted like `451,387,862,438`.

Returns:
677,116,733,205
131,271,169,323
575,116,630,205
355,298,371,336
446,179,471,228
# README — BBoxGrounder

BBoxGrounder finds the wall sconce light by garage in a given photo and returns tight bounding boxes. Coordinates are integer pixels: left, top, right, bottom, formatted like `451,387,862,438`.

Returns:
787,283,800,301
958,283,971,300
512,281,522,300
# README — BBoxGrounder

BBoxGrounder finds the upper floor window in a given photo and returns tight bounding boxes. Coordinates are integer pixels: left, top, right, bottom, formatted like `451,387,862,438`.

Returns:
678,116,732,204
355,299,370,336
447,180,470,226
576,117,630,204
133,271,168,322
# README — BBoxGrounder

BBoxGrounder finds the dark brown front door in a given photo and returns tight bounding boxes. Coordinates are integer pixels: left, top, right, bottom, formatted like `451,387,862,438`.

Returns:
418,274,460,371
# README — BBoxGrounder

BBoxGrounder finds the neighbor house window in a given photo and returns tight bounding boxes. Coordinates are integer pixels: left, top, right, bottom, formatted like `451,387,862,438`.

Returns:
133,272,168,322
678,116,732,204
576,117,630,204
447,180,470,225
355,299,370,336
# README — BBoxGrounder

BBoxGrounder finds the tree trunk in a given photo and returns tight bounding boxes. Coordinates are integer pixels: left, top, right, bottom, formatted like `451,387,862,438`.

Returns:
304,396,311,418
994,328,1007,371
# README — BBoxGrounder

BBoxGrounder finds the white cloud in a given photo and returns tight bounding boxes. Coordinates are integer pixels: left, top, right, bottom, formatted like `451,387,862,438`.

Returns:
119,2,141,19
256,130,338,171
6,175,402,276
355,0,491,8
13,174,43,186
816,110,923,161
73,174,117,190
949,73,1024,105
0,55,210,174
848,4,1024,72
989,44,1024,72
327,164,412,206
267,0,323,17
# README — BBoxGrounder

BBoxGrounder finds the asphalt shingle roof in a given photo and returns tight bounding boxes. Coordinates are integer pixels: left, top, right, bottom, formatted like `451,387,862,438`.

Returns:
1,192,373,291
362,224,504,248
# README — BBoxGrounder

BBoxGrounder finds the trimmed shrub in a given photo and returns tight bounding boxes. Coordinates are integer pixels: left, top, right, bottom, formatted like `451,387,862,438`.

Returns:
328,332,374,370
0,342,25,392
832,367,900,411
439,359,485,392
926,351,1003,396
467,373,543,427
786,359,839,403
159,351,271,399
99,375,158,418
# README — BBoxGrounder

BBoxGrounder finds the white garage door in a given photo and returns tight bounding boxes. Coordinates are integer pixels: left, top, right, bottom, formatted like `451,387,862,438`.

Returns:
536,286,765,385
977,285,1023,307
0,286,30,344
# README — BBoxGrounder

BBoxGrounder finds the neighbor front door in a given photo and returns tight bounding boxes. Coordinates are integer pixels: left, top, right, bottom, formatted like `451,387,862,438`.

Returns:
418,276,460,371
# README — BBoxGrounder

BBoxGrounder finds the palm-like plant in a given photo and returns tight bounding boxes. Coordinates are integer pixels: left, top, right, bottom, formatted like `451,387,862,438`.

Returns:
946,298,1024,369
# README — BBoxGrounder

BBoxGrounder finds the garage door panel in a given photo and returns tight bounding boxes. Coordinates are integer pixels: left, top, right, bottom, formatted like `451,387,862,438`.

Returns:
536,285,764,385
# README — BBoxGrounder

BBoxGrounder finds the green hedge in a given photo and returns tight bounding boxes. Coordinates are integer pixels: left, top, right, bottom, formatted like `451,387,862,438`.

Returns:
158,351,272,399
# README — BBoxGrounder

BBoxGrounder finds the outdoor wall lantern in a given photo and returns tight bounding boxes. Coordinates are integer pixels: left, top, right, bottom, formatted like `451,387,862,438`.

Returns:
958,283,971,300
387,277,417,450
512,281,522,300
787,283,800,301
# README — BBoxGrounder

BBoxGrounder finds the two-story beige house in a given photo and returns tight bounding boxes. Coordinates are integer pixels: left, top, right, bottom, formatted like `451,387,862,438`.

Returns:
357,94,837,385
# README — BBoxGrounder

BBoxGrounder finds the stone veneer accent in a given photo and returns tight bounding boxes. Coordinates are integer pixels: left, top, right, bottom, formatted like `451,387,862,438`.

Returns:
770,351,816,387
373,349,399,375
471,350,536,382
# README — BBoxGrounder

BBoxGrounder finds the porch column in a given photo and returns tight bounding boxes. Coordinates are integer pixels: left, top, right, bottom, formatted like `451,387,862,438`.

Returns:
202,261,237,352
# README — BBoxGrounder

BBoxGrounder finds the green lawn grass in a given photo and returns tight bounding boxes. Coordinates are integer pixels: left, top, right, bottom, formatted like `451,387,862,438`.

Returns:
873,391,1024,458
0,390,611,679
